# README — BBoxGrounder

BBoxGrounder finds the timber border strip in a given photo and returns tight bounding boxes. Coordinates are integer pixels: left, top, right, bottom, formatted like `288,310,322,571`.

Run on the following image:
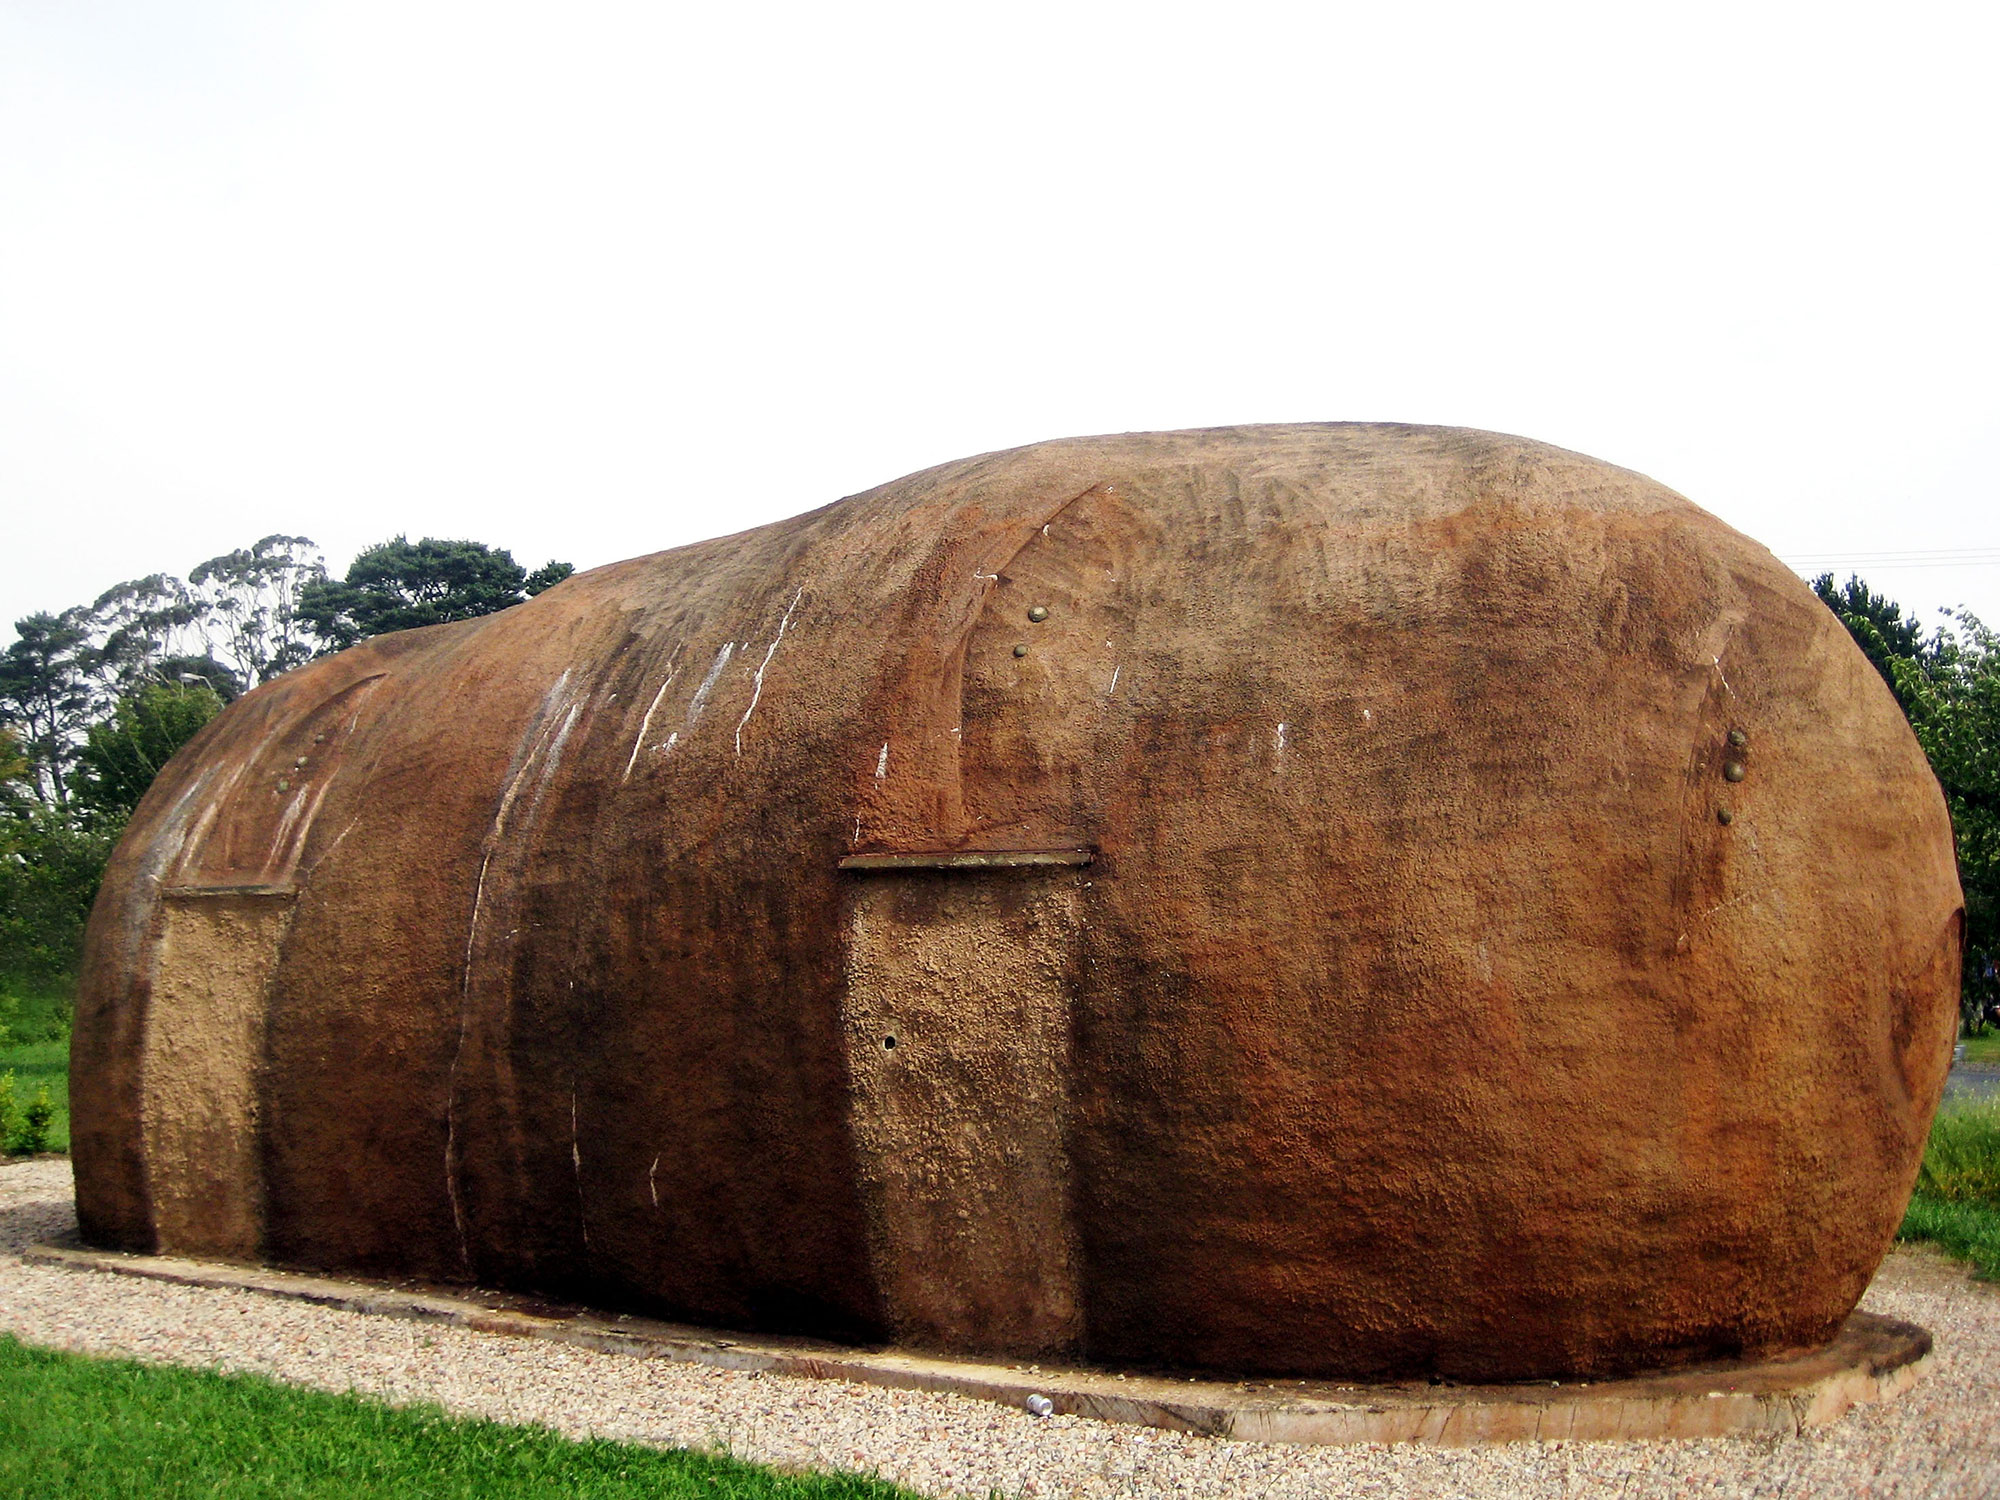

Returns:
23,1240,1930,1447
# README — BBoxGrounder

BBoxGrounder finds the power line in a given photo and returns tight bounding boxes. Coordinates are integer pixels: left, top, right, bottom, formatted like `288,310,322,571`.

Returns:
1779,548,2000,571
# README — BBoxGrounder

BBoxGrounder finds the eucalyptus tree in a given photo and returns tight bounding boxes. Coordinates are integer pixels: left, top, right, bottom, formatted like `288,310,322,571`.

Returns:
0,610,97,809
188,534,328,687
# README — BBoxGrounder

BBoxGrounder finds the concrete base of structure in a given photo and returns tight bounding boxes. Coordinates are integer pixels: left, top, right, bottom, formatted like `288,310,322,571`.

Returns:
25,1240,1930,1446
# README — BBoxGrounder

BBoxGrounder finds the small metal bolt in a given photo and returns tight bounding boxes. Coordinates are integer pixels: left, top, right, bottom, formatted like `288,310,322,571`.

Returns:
1013,643,1029,658
314,733,326,744
1027,605,1050,623
1717,808,1734,825
1727,728,1747,748
295,757,308,768
277,778,289,793
1723,761,1746,783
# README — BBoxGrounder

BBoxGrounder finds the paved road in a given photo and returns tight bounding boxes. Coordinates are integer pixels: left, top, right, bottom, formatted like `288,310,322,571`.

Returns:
1945,1064,2000,1103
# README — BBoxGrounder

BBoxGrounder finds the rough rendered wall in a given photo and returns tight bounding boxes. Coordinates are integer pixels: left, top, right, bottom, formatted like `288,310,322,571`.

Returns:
70,424,1964,1381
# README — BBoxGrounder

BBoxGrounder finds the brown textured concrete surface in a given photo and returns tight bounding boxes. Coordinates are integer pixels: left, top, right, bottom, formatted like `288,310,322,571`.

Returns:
69,424,1964,1382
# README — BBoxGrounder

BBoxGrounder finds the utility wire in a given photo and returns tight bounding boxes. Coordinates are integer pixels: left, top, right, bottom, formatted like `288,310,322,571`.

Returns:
1778,547,2000,571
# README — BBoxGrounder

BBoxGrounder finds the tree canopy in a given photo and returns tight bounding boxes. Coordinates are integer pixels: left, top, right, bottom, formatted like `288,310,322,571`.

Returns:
187,534,327,688
298,538,574,649
1816,574,1998,1029
0,530,571,991
70,682,225,821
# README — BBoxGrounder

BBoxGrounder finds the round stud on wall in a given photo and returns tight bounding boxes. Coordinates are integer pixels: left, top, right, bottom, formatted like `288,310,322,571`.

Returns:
1027,605,1050,622
1728,728,1748,748
1724,761,1747,783
1013,644,1030,658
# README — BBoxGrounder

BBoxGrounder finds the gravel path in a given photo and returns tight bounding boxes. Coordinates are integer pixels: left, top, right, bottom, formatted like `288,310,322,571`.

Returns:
3,1158,1996,1498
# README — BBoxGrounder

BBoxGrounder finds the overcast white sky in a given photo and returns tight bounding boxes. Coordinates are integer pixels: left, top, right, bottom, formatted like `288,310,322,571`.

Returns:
3,1,1996,642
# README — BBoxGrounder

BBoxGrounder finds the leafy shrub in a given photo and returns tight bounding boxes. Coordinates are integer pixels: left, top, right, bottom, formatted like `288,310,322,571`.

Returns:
17,1086,52,1154
0,1073,53,1155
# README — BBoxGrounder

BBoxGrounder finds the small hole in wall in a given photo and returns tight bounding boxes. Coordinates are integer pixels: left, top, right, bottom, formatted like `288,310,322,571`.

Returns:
882,1035,897,1051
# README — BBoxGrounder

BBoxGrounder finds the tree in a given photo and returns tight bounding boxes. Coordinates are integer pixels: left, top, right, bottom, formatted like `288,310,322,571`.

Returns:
156,655,244,704
0,727,31,815
0,805,126,989
86,574,205,698
70,682,225,820
297,537,574,648
1889,609,2000,1030
1817,578,2000,1032
188,535,328,688
526,560,575,595
0,610,98,810
1812,573,1933,711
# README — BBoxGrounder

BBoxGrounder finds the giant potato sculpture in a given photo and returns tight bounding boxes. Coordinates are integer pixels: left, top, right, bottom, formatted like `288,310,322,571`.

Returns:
72,424,1963,1382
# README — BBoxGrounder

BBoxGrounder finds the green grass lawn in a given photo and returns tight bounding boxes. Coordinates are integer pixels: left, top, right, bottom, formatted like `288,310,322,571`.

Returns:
0,1335,913,1499
1899,1095,2000,1278
1961,1030,2000,1067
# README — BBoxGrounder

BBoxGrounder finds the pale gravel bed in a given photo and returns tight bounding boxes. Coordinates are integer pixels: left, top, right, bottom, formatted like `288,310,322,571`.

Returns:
3,1158,1996,1498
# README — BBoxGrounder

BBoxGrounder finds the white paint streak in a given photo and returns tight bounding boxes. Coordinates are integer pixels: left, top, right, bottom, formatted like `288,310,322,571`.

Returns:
1698,891,1755,920
571,1090,582,1172
1274,721,1288,757
649,1153,661,1209
572,1085,591,1250
736,586,806,755
520,704,583,836
446,670,585,1273
1363,707,1373,723
266,787,311,862
621,655,683,782
445,845,491,1265
684,643,735,728
269,779,334,882
171,759,250,882
141,764,220,890
1107,666,1120,696
487,671,574,840
1713,653,1736,697
316,810,365,867
875,742,890,779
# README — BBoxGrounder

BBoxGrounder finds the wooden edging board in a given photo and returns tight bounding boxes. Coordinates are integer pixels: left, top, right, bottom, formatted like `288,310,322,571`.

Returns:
23,1240,1930,1447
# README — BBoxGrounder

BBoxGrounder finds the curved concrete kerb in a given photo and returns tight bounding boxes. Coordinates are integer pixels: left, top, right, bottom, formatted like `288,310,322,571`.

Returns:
23,1240,1930,1447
